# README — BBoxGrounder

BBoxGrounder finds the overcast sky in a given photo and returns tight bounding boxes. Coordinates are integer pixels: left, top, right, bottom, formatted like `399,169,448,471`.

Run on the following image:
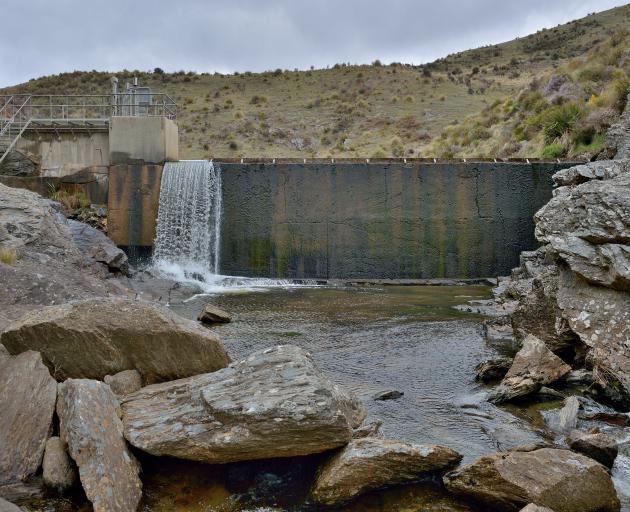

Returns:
1,0,625,87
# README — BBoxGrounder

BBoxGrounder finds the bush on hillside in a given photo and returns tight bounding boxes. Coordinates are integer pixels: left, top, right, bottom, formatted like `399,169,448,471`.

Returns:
541,143,567,158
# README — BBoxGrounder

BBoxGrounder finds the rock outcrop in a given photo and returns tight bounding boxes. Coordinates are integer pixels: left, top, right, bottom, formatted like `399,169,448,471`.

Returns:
122,345,366,464
480,158,630,407
310,438,462,505
535,166,630,291
490,334,571,403
66,219,129,275
42,437,77,493
507,250,578,353
0,183,125,325
0,351,57,489
444,447,620,512
57,379,142,512
1,297,231,382
606,93,630,159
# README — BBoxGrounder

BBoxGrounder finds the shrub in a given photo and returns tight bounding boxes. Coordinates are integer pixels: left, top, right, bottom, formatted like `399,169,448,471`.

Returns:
390,137,404,157
228,141,238,150
50,188,90,211
0,247,17,265
573,133,605,156
529,103,584,143
250,95,268,105
541,143,567,158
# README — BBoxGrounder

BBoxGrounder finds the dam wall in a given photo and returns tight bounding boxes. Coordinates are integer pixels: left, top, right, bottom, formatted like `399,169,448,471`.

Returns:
217,161,573,279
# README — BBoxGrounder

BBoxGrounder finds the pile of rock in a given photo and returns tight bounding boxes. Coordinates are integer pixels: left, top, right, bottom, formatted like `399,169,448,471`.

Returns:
465,154,630,510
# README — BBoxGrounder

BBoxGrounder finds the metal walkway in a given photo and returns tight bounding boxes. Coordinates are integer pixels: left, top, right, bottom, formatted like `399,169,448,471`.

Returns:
0,93,177,165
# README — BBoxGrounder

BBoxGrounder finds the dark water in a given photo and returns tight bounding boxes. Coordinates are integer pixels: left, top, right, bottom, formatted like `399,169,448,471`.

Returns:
139,285,543,512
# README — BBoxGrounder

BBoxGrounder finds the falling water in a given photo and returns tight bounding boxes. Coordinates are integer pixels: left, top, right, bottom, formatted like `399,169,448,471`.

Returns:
152,160,317,293
153,160,222,278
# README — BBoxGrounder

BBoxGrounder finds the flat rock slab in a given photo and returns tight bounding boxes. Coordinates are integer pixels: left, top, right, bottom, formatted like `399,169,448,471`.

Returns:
0,351,56,485
490,334,571,403
197,303,231,324
57,379,142,512
444,447,620,512
311,438,462,505
1,297,231,382
122,345,367,464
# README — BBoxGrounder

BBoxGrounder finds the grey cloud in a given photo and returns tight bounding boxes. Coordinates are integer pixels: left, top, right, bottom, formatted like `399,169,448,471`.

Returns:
0,0,624,87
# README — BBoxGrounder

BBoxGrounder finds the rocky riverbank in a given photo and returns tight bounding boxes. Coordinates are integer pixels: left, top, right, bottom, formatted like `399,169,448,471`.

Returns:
1,103,630,510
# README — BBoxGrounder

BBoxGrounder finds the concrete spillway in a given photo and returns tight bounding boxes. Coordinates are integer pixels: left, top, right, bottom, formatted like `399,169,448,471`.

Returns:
106,160,581,279
153,160,222,277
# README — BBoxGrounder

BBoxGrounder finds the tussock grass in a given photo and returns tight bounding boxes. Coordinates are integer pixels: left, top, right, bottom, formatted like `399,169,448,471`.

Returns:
0,247,17,265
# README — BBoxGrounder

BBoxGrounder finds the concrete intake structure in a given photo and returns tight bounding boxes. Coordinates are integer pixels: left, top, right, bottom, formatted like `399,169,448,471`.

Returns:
109,160,577,279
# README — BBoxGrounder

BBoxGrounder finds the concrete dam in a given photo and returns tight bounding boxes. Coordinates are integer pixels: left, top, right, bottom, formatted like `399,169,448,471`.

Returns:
0,85,578,280
109,159,575,280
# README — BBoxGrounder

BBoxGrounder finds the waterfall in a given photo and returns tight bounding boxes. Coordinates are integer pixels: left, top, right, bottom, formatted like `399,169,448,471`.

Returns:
152,159,317,293
153,160,222,278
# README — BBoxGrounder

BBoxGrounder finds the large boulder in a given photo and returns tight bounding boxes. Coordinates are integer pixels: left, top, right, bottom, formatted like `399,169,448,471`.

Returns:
568,430,618,468
0,498,23,512
66,219,129,275
444,447,620,512
490,334,571,403
0,297,231,382
122,345,367,464
310,438,462,505
57,379,142,512
0,351,57,488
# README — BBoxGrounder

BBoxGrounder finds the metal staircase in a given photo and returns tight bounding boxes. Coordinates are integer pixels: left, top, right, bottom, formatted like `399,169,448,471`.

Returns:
0,96,32,166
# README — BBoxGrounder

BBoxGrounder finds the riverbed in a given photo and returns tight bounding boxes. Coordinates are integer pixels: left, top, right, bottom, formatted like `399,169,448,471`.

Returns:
139,284,543,511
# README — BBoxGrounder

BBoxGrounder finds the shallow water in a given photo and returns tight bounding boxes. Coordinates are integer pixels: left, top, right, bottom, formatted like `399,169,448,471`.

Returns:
142,285,543,511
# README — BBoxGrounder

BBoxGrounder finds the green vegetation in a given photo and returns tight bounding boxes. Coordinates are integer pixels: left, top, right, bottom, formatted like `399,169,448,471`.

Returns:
2,5,628,158
48,186,91,212
429,19,630,159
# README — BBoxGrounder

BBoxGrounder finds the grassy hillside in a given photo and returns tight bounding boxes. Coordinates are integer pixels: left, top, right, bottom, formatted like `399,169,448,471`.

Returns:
2,4,629,159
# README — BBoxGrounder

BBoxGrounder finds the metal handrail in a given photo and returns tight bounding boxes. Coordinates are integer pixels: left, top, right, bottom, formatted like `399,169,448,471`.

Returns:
0,91,177,166
0,94,177,121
